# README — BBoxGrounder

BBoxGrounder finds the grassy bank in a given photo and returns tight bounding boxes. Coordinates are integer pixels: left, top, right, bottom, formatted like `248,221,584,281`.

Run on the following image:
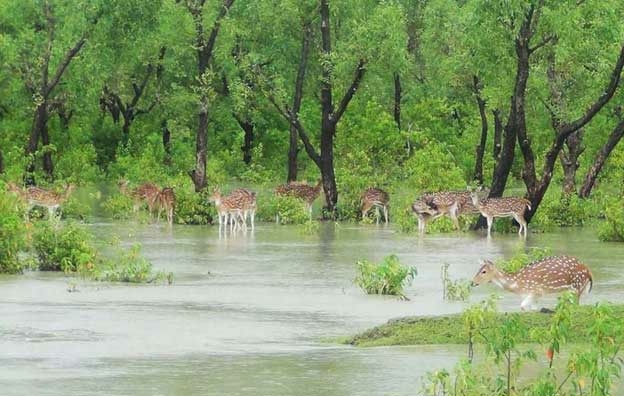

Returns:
347,304,624,347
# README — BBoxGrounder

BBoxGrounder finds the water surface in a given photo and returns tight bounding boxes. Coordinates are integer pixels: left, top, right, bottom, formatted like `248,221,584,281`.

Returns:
1,223,622,395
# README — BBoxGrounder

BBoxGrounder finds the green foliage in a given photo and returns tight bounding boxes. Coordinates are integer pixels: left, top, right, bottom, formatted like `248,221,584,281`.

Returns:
533,193,598,231
420,296,624,396
33,222,98,272
354,254,417,298
93,243,169,283
598,196,624,242
173,188,213,225
0,188,27,273
441,263,472,302
497,247,553,273
102,193,134,220
263,195,310,225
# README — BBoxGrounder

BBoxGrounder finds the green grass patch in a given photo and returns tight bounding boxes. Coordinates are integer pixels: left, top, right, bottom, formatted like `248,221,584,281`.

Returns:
346,304,624,347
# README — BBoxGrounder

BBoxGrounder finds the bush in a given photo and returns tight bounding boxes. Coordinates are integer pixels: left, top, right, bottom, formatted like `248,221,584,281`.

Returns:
0,188,27,273
497,247,553,273
32,222,98,272
598,197,624,242
532,192,597,231
94,244,171,283
262,195,311,225
354,254,417,298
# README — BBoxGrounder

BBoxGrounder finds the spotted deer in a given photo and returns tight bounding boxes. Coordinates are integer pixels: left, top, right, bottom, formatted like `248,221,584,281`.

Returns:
209,189,246,233
361,187,390,224
471,256,593,310
155,187,176,226
119,180,161,216
469,190,531,236
24,184,76,219
274,179,323,222
228,188,257,230
420,190,477,230
411,199,440,234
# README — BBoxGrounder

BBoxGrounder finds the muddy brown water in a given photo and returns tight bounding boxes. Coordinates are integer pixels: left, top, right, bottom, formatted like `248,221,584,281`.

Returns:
1,222,622,395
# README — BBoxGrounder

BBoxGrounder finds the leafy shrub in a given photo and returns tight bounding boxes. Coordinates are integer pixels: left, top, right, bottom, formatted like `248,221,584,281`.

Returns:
497,247,553,273
598,197,624,242
33,222,98,272
169,187,213,225
0,188,27,273
102,193,135,219
532,192,597,230
262,195,311,225
354,254,417,298
94,244,170,283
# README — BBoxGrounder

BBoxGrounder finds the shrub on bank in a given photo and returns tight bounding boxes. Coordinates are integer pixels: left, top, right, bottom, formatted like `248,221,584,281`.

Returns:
33,222,98,272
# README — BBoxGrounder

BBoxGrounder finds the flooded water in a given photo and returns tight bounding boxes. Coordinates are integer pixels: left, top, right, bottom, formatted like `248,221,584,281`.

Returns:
1,222,623,395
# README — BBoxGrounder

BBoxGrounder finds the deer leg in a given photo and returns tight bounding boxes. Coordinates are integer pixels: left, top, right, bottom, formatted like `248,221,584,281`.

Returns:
512,214,526,235
374,206,380,225
520,294,536,311
486,216,493,236
449,204,460,230
383,205,389,224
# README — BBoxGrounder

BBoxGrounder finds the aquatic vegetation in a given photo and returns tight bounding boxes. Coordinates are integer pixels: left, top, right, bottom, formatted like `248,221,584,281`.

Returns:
33,222,98,272
441,263,472,302
354,254,417,298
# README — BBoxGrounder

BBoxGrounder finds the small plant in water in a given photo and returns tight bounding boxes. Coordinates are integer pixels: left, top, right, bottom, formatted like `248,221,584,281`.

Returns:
441,263,472,302
354,254,417,299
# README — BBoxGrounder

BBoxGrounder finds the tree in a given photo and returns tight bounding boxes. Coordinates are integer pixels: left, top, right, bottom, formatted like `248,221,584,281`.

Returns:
11,1,100,184
179,0,235,192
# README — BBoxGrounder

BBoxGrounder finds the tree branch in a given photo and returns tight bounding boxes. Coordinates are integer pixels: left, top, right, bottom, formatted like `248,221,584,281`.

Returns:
333,58,367,124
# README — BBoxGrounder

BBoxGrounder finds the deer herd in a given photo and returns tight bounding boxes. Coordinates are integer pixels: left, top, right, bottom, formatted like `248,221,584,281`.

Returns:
3,179,595,310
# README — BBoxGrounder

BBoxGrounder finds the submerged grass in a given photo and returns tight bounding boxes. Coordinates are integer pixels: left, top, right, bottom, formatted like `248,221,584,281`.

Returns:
346,304,624,347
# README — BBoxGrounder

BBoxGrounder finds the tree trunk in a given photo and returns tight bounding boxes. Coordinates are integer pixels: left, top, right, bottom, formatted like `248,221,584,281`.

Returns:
161,119,172,166
287,22,312,182
579,118,624,198
393,72,401,130
185,0,235,192
190,97,209,192
559,130,584,195
472,75,487,185
41,123,54,181
237,117,254,165
492,109,502,160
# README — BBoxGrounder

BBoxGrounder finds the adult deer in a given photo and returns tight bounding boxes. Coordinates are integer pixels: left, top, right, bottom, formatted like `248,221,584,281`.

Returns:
471,256,593,310
119,180,160,217
274,179,323,223
228,188,257,230
24,184,76,220
361,187,390,224
209,189,246,233
420,190,478,230
469,189,531,236
155,187,176,226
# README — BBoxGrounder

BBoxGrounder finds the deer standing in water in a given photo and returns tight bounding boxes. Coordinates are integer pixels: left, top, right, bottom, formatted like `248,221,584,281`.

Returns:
20,184,76,220
471,256,593,310
411,199,440,234
469,190,531,236
119,180,160,217
274,179,323,223
227,188,257,230
360,187,390,224
155,187,176,226
209,189,247,233
420,190,478,230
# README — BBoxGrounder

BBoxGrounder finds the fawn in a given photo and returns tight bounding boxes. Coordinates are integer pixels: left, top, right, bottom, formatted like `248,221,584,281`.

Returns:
469,190,531,235
360,187,390,224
